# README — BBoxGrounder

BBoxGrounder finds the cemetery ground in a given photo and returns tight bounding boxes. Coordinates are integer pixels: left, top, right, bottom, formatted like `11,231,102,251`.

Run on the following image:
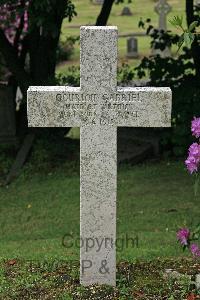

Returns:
58,0,185,72
0,141,200,299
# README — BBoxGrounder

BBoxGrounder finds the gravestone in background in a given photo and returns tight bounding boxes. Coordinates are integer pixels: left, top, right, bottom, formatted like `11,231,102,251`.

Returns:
0,83,17,144
28,26,172,286
127,37,139,58
154,0,171,31
93,0,104,4
195,0,200,7
121,6,132,16
153,0,172,57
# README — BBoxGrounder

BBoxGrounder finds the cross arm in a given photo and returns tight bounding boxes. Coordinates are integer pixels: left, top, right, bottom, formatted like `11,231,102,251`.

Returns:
102,87,172,127
27,86,89,127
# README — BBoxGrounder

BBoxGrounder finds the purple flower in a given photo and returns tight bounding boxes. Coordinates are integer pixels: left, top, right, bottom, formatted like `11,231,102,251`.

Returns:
177,228,190,246
192,117,200,138
190,243,200,257
185,143,200,174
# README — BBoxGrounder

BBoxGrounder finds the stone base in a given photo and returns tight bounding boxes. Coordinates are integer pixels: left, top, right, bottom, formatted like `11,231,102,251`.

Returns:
126,53,139,58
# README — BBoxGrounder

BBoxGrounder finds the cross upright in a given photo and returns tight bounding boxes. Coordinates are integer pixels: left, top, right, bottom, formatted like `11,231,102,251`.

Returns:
27,26,172,287
155,0,172,31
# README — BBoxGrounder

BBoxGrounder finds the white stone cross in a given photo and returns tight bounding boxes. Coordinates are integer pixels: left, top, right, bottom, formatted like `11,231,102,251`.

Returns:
27,26,172,286
155,0,172,31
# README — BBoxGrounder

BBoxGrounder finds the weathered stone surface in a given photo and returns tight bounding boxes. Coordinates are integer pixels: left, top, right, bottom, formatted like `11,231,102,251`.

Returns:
93,0,104,4
155,0,172,31
196,274,200,290
80,126,116,285
121,6,132,16
28,86,171,128
127,37,139,58
27,26,172,287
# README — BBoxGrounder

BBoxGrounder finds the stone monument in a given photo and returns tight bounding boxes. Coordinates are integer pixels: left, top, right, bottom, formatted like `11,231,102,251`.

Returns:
153,0,172,57
155,0,172,31
127,37,139,58
93,0,104,4
27,26,172,286
121,7,132,16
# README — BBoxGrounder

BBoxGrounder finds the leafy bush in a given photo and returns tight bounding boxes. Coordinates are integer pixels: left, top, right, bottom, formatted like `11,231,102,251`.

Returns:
117,63,135,84
57,36,79,63
135,16,200,157
56,64,136,87
133,44,200,155
56,66,80,86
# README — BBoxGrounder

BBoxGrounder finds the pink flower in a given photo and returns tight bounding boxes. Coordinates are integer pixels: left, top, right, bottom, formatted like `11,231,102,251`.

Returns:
192,117,200,138
190,243,200,257
177,228,190,246
0,1,29,46
185,143,200,174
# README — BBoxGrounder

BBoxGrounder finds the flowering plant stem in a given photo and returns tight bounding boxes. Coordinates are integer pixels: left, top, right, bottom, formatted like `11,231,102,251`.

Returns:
194,173,200,197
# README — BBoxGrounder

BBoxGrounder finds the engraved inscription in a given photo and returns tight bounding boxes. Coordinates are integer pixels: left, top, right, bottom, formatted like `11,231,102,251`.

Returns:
56,92,141,125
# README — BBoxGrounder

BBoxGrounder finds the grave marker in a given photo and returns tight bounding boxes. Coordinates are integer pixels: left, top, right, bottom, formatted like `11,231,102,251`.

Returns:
196,0,200,6
27,26,172,286
127,37,139,58
93,0,104,4
155,0,172,31
121,6,132,16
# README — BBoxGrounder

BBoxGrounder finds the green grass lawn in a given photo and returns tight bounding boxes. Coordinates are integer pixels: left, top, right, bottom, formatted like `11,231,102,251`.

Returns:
0,143,199,298
0,159,197,262
58,0,185,68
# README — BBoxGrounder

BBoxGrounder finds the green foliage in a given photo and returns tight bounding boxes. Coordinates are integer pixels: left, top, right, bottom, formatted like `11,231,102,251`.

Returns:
117,63,135,84
56,66,80,86
0,1,77,38
1,258,200,299
134,17,200,157
139,18,180,51
56,63,136,87
28,0,77,37
115,0,132,3
57,36,79,62
135,52,200,156
170,15,199,50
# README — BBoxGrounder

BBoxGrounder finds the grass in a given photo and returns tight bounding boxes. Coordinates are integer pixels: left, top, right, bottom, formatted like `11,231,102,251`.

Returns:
1,258,200,299
0,140,199,298
58,0,185,69
0,151,198,262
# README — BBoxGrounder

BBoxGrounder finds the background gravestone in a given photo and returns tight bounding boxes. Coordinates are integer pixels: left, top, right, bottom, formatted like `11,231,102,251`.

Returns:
0,83,17,144
127,37,139,58
154,0,171,31
153,0,172,57
195,0,200,7
121,7,132,16
93,0,104,4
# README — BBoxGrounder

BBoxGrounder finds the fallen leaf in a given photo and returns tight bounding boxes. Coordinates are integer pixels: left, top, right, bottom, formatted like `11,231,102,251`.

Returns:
187,294,197,300
7,259,17,266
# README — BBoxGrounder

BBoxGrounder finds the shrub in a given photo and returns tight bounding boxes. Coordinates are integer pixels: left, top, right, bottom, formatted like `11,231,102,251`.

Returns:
57,36,79,63
56,66,80,86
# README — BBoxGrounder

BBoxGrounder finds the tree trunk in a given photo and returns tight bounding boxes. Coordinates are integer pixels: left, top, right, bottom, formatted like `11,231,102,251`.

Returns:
96,0,115,25
28,28,59,85
28,1,64,85
0,29,31,96
186,0,200,81
0,0,71,138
